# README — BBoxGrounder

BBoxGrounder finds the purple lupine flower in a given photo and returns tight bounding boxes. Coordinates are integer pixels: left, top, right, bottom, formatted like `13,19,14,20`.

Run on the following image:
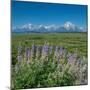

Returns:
42,44,49,58
68,48,78,64
44,45,49,54
31,43,35,58
42,45,49,56
76,59,81,67
25,47,31,61
59,47,63,56
56,47,63,63
67,53,77,64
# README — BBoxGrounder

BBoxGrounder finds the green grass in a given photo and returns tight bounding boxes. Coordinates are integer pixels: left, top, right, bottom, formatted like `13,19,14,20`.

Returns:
12,33,87,56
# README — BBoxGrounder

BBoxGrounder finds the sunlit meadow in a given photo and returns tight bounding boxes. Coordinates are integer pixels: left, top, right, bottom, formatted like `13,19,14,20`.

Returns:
11,33,87,89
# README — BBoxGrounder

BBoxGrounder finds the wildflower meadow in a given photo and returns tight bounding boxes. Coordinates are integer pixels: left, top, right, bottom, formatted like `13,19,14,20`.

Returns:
11,33,87,89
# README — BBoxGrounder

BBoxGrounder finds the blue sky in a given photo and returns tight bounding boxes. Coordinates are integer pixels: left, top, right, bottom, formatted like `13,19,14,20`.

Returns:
12,1,87,28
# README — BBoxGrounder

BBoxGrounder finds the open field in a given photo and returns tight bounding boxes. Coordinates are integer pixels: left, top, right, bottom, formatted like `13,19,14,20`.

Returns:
12,32,87,61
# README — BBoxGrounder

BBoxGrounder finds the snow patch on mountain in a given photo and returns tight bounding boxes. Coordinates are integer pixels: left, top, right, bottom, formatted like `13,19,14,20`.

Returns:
12,21,86,33
64,21,75,30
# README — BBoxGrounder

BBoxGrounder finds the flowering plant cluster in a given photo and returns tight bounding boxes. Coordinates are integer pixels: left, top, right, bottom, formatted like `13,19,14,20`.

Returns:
11,42,87,89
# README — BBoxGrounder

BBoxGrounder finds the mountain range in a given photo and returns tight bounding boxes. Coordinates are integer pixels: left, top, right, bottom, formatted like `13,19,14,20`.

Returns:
12,22,86,33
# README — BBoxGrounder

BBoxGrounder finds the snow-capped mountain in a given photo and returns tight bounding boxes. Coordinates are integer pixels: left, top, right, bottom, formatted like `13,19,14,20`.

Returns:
64,22,75,30
12,22,86,33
